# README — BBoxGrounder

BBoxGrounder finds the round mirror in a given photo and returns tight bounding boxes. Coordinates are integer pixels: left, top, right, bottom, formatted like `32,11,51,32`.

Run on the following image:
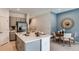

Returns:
61,18,74,29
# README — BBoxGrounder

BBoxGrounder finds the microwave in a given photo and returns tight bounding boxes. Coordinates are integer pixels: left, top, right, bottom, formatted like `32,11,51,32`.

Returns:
16,21,27,32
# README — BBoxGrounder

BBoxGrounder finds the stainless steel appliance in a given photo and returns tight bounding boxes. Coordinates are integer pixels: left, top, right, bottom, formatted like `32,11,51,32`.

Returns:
16,21,27,32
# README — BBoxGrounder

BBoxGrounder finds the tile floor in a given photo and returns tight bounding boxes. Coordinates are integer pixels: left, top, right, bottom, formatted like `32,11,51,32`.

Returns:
0,40,79,51
50,40,79,51
0,41,16,51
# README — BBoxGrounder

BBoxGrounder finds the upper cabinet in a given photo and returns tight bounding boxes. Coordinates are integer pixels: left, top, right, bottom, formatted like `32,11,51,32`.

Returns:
10,16,26,26
9,16,27,31
10,17,17,26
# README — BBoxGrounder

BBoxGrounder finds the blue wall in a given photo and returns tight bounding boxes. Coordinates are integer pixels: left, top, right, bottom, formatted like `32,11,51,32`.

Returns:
57,9,79,41
51,13,57,32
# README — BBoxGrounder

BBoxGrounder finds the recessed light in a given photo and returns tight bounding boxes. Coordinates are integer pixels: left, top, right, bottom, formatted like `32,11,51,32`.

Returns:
57,8,62,11
16,8,20,11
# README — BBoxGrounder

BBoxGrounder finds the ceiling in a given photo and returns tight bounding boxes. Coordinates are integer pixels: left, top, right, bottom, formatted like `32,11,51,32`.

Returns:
9,8,76,17
9,8,52,17
52,8,76,14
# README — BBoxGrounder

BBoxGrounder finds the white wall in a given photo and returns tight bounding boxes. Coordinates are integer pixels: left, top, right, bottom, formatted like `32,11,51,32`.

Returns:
0,8,9,43
9,12,25,18
0,9,9,32
30,12,52,34
0,9,9,17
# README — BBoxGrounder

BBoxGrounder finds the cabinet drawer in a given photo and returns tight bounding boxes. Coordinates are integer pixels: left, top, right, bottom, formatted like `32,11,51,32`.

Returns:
10,32,15,41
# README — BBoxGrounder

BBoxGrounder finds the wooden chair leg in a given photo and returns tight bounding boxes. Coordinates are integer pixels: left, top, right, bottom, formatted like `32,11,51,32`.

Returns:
73,40,75,45
62,40,65,46
58,39,61,44
69,38,71,47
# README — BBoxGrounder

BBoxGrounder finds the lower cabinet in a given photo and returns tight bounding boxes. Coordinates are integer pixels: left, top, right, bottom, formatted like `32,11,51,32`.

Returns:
10,31,16,41
41,37,50,51
16,36,25,51
16,35,50,51
26,40,41,51
16,36,41,51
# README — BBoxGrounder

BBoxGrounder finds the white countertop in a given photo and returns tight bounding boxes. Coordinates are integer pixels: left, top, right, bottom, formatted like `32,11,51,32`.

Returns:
15,32,51,43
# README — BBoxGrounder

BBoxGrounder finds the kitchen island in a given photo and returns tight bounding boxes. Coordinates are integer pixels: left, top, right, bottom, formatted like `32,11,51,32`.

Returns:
15,32,51,51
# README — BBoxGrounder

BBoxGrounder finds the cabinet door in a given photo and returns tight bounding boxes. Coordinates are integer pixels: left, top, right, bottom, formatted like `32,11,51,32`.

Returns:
10,32,15,41
41,37,50,51
10,17,16,26
26,40,41,51
16,36,24,51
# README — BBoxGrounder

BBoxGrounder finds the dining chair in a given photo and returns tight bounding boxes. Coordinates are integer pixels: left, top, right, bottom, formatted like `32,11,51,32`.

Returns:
62,33,75,46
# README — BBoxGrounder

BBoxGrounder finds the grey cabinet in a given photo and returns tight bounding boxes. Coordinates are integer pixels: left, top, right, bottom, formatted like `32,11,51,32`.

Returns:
10,17,17,26
16,36,25,51
10,31,16,41
9,17,26,29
